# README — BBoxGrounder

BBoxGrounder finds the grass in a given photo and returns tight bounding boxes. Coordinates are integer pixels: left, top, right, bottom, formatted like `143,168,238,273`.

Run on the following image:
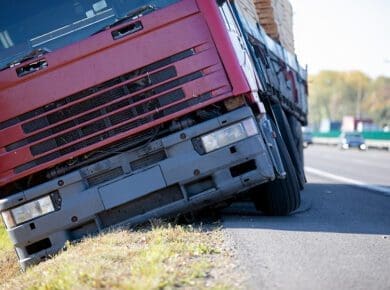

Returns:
0,222,239,290
0,222,12,251
0,222,20,285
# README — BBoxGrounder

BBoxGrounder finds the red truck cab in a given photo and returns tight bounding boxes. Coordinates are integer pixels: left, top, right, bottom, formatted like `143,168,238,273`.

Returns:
0,0,307,269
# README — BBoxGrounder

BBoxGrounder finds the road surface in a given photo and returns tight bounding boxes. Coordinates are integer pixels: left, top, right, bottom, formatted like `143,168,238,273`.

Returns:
223,145,390,290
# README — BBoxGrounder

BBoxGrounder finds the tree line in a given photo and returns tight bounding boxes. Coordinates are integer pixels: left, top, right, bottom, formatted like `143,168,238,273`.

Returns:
308,71,389,128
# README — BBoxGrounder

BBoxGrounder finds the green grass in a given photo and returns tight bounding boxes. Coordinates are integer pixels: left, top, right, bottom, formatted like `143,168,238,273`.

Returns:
0,222,12,251
1,223,238,290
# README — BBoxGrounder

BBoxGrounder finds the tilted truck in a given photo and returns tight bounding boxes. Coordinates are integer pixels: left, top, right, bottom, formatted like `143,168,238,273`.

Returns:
0,0,307,269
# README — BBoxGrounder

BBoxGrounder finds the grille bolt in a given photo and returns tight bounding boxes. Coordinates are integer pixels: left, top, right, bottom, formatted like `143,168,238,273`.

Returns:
180,133,186,140
71,216,78,223
58,180,64,186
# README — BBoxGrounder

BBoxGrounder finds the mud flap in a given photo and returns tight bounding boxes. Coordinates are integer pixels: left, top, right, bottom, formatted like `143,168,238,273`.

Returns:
258,115,286,179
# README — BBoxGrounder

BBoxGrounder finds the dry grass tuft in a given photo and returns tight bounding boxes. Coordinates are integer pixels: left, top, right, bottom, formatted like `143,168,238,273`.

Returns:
0,223,20,285
1,223,238,290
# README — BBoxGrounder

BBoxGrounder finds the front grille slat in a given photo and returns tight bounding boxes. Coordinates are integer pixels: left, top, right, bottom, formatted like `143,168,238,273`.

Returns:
130,150,167,171
87,167,124,187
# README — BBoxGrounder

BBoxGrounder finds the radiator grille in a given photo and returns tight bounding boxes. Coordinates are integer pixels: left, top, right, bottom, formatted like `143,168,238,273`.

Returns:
0,49,194,131
86,167,124,187
130,150,167,171
27,86,185,156
6,47,218,174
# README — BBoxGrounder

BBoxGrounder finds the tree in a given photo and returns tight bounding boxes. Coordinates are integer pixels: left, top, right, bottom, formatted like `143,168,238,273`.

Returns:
362,76,390,126
308,70,388,128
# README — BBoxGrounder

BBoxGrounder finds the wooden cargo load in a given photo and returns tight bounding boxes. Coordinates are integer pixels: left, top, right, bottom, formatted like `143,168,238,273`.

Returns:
235,0,295,53
253,0,295,53
235,0,259,23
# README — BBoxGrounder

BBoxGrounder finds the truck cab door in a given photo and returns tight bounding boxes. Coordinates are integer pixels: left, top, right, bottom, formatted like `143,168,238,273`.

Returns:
218,1,263,103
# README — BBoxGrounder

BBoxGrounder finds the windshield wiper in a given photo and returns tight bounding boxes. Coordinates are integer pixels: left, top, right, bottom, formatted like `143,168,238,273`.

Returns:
1,48,51,71
112,5,156,27
92,5,156,36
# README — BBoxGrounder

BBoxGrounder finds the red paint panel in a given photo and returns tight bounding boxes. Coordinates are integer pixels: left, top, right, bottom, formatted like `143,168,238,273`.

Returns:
195,0,250,95
0,49,220,148
0,2,202,122
0,147,32,173
1,51,220,154
0,0,199,90
0,126,24,147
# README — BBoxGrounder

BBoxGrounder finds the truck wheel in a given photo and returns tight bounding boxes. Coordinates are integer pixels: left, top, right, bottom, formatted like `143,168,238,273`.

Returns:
251,121,301,216
272,104,306,189
287,115,305,172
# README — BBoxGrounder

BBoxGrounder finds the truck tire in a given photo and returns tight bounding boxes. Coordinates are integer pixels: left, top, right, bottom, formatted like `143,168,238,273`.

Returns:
272,104,306,189
251,121,301,215
287,114,304,172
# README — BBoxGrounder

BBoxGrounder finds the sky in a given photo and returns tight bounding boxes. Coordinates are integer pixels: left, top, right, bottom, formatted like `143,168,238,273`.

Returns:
289,0,390,78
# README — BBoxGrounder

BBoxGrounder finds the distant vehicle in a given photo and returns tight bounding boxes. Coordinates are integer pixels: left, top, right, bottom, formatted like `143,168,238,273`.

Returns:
339,132,367,150
303,132,313,148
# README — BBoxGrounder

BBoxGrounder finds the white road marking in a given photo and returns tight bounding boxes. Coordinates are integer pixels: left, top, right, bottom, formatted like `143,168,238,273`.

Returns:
305,166,390,196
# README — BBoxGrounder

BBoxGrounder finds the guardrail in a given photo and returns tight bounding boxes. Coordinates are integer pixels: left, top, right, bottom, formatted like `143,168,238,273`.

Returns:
311,131,390,151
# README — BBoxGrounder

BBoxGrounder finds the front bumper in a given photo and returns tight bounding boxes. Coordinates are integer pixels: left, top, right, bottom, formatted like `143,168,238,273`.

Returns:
1,107,275,269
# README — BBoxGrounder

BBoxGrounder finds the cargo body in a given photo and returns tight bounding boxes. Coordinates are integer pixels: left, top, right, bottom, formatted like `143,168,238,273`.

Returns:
0,0,307,269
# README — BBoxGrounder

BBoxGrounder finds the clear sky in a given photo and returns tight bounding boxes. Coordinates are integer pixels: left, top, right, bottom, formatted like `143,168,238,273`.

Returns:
289,0,390,78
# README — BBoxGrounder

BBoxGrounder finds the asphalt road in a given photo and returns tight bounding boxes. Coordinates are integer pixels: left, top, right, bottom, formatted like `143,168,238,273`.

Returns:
223,145,390,290
305,145,390,188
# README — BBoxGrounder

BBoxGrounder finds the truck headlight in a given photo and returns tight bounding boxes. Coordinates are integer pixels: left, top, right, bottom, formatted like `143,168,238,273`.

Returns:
1,195,55,228
201,118,258,153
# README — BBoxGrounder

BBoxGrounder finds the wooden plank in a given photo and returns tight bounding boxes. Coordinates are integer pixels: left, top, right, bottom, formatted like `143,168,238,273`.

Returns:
252,0,295,52
235,0,259,22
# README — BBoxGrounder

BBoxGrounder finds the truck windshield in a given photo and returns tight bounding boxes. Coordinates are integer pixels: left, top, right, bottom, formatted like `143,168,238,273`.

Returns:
0,0,179,70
